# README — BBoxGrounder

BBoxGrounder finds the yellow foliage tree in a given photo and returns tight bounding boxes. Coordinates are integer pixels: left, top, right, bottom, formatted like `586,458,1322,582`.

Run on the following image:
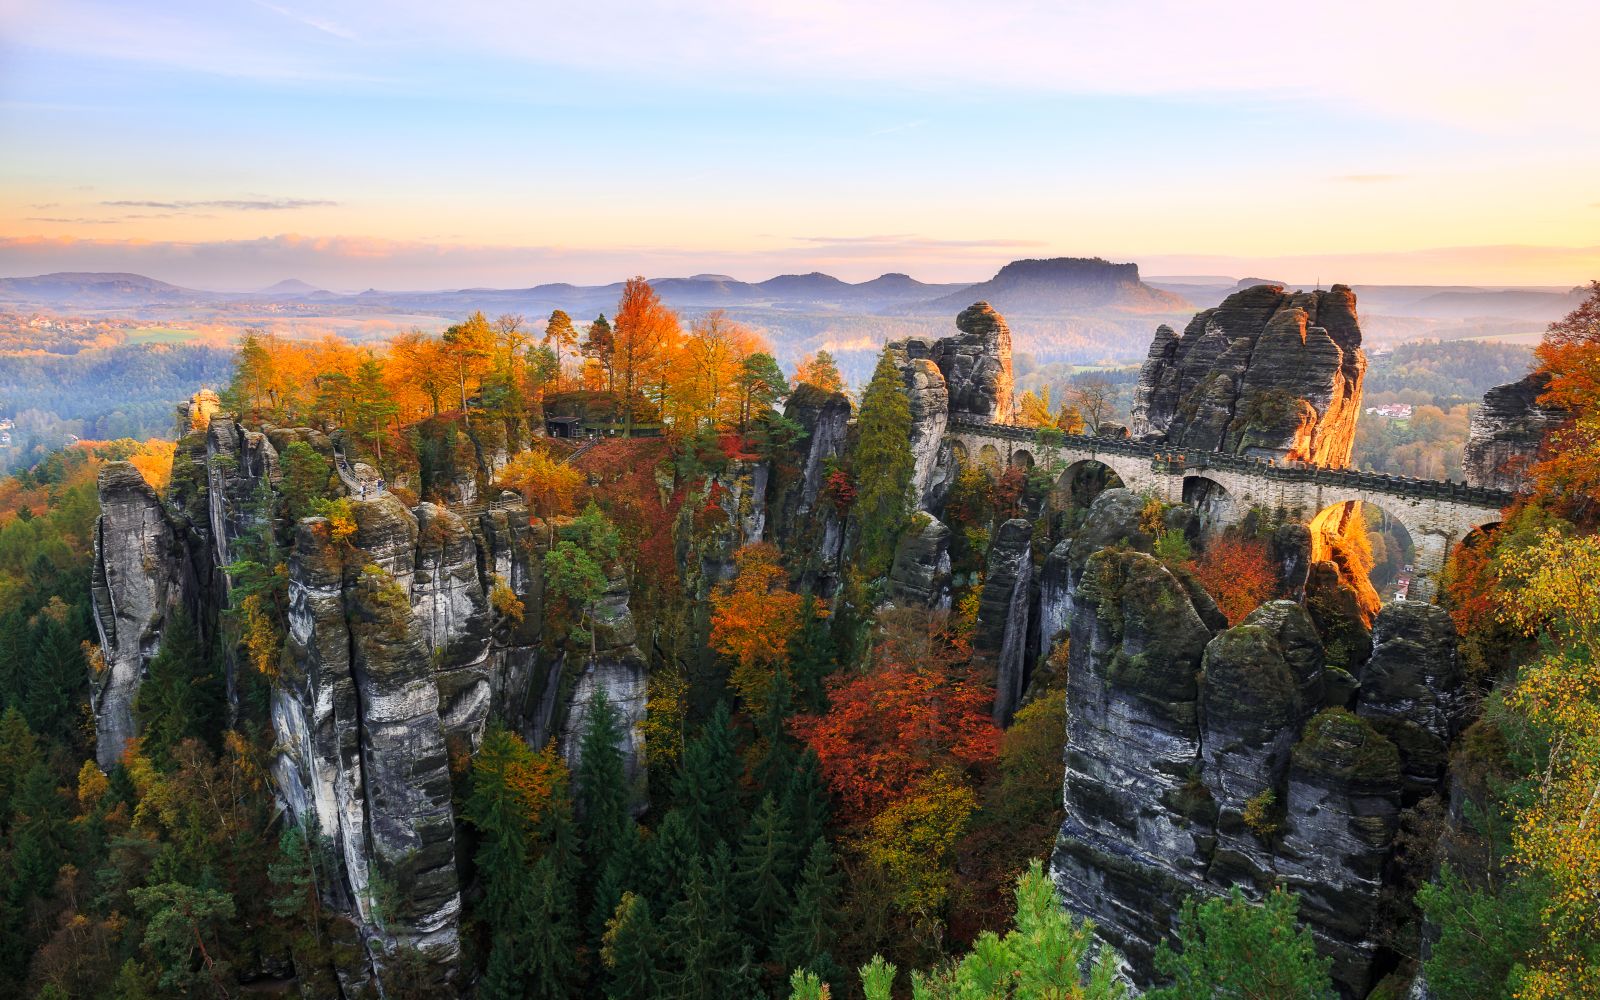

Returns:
496,449,582,521
1494,530,1600,998
859,769,978,924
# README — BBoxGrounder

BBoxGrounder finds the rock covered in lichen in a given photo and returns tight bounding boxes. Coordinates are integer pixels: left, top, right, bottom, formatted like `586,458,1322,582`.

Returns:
974,517,1033,725
1280,709,1402,996
888,514,953,609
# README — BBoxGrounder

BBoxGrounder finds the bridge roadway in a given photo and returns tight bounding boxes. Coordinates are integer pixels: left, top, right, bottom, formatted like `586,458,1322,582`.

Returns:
946,415,1512,601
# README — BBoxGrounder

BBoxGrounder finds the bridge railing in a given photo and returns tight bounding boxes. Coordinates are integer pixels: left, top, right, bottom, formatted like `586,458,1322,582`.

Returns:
949,415,1513,509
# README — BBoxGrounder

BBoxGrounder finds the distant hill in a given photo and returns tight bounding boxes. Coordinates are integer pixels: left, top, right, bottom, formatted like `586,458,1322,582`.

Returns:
258,278,323,296
0,271,206,306
922,257,1190,315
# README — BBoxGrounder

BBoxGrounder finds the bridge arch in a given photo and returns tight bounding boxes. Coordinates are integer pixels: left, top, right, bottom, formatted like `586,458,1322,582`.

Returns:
950,439,969,466
1183,474,1239,537
1056,457,1127,509
1010,449,1035,470
977,443,1003,474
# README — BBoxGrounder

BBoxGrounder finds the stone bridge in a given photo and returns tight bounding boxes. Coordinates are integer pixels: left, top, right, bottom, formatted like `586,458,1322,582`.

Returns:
947,416,1513,601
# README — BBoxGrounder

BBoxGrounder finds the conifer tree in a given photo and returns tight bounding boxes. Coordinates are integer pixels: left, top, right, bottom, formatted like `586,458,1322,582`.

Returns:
601,891,660,1000
25,611,85,737
664,849,757,1000
851,350,915,576
735,794,797,945
0,611,27,711
787,597,837,714
776,837,844,989
134,610,219,766
671,702,743,853
577,687,630,868
782,750,830,856
9,761,69,904
750,668,798,798
0,706,40,825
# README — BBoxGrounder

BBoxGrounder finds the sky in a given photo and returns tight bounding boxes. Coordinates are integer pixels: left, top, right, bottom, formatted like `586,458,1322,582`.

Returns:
2,0,1599,290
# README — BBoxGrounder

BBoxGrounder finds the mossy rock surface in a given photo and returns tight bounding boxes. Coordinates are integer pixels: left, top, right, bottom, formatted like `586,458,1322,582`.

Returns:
1293,708,1400,784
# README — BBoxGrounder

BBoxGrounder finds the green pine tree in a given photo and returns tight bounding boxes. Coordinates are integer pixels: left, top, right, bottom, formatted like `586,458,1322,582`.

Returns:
671,702,743,853
24,611,85,737
782,750,829,857
851,349,914,576
776,837,844,991
1148,887,1335,999
735,794,797,947
0,706,40,826
134,610,220,765
601,891,660,1000
787,595,837,714
664,848,757,1000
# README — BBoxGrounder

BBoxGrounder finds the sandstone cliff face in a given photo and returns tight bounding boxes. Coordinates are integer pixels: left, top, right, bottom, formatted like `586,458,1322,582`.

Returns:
1464,371,1565,491
973,517,1033,725
1359,601,1464,799
1132,284,1366,466
92,399,653,991
89,462,191,768
887,514,953,610
885,342,951,508
934,302,1014,422
771,383,853,589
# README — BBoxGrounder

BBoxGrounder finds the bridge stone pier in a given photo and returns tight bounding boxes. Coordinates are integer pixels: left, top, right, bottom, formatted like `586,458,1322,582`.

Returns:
947,416,1511,601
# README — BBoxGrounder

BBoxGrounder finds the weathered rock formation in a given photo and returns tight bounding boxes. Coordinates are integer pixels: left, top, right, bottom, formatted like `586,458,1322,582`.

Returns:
1132,284,1366,466
886,341,951,507
1359,601,1465,799
89,463,191,768
1464,371,1566,491
1051,515,1462,996
933,302,1015,422
90,397,650,990
973,517,1033,725
887,514,953,610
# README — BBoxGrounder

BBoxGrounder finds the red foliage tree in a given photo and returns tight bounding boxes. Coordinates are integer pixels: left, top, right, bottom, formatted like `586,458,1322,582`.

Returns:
791,611,998,824
1189,535,1277,625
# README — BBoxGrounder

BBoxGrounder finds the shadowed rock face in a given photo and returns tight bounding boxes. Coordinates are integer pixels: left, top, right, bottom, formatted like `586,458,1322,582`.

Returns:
886,344,952,508
89,462,191,769
1464,371,1566,491
974,517,1034,725
933,302,1015,421
888,515,953,609
1359,601,1465,799
1132,284,1366,466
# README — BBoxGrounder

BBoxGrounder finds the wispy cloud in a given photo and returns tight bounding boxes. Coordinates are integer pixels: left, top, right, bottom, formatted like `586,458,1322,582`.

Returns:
24,216,123,225
1334,173,1404,184
101,198,339,212
249,0,360,41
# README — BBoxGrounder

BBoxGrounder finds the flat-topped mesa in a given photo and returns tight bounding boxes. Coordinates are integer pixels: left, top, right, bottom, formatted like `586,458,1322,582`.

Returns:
1132,284,1366,467
1464,371,1567,491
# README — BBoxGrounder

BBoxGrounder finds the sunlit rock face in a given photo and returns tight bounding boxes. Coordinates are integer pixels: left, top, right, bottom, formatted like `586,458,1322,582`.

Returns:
933,302,1015,422
885,340,951,509
1132,284,1366,467
1464,371,1566,491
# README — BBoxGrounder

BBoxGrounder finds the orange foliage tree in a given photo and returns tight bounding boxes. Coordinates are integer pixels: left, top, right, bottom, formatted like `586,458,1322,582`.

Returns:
1529,280,1600,523
793,350,846,395
709,542,803,713
611,277,682,434
496,448,582,522
1189,535,1277,625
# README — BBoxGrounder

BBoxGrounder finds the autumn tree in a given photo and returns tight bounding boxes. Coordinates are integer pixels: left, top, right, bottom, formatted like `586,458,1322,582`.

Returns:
1188,535,1277,625
544,310,578,388
1067,376,1118,433
794,350,846,395
710,543,804,713
1528,280,1600,521
851,350,915,576
496,449,582,524
611,280,681,435
389,330,451,418
669,310,761,430
442,311,496,427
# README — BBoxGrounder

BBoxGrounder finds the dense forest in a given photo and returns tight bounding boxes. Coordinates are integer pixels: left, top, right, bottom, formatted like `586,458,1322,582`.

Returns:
0,278,1594,998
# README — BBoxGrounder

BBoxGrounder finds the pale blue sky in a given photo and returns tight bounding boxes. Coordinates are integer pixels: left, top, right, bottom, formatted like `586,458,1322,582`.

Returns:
3,0,1598,288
